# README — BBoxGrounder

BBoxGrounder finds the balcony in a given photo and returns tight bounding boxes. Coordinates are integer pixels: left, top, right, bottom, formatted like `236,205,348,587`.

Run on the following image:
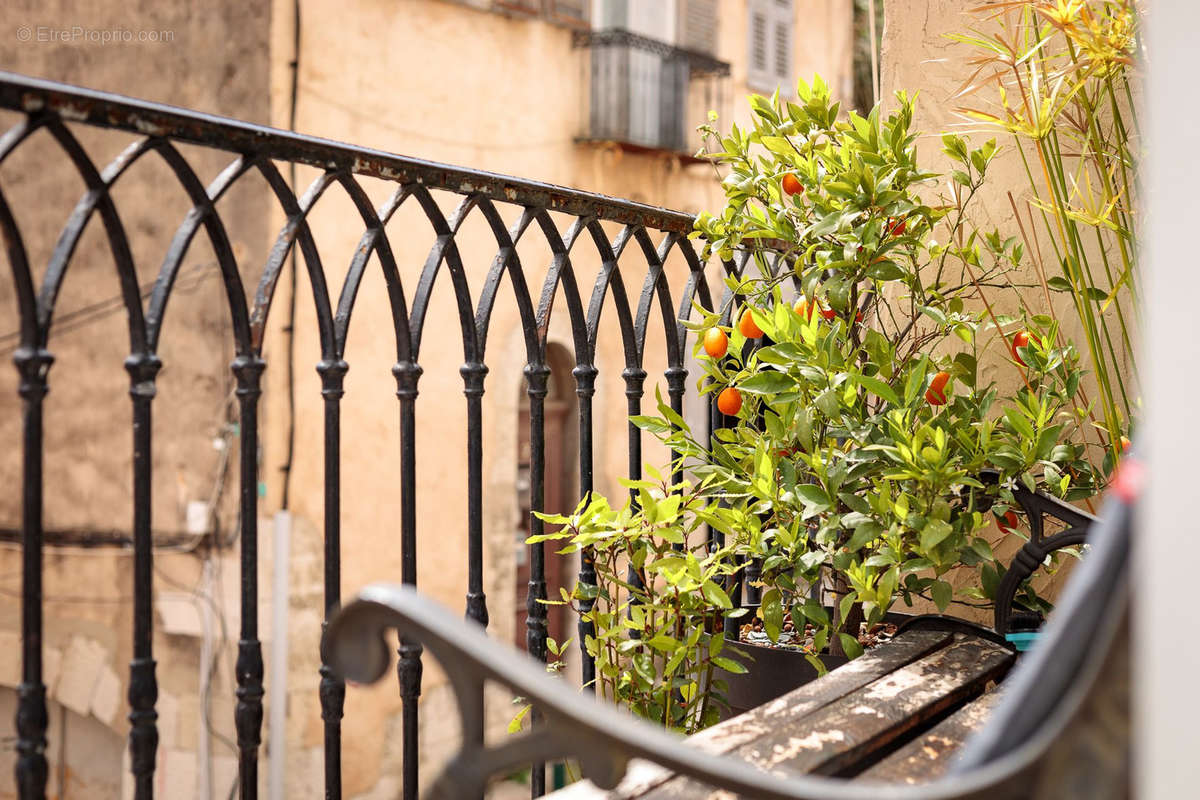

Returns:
573,28,730,158
0,64,1136,800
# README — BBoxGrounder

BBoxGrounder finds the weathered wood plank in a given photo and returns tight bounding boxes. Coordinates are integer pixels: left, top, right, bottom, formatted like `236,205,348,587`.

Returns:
544,628,955,799
639,634,1014,799
857,685,1007,784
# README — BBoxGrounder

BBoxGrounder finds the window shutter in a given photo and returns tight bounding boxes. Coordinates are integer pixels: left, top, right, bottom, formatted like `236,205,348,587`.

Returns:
747,0,771,89
772,0,793,91
593,0,627,29
493,0,540,15
546,0,590,28
678,0,719,55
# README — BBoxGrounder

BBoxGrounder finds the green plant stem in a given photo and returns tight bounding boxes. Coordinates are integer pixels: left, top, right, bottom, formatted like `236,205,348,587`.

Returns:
1040,129,1130,423
1023,121,1123,445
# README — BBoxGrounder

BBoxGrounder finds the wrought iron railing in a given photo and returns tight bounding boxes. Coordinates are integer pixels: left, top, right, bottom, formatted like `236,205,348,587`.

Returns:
0,71,773,800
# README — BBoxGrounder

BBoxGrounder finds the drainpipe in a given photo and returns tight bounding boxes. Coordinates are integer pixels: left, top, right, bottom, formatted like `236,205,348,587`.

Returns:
271,1,302,798
269,510,291,800
198,559,214,800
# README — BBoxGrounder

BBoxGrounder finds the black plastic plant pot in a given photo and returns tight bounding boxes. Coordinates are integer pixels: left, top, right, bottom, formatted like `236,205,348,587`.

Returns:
716,610,913,718
719,639,849,716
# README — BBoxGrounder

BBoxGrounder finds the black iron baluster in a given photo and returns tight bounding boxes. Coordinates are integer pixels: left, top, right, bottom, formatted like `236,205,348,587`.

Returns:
462,362,490,629
744,560,763,607
622,366,648,603
392,360,423,800
317,358,348,800
14,346,52,800
232,354,266,800
664,365,688,486
572,363,598,690
524,362,550,797
622,367,648,502
461,359,489,800
126,352,162,799
524,362,551,660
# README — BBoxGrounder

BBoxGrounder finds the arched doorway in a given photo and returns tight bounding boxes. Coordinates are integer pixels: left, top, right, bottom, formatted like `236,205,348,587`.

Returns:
515,344,578,653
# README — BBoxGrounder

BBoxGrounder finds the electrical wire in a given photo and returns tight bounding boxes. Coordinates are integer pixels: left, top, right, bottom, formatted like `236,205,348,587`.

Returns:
152,558,239,760
0,260,216,356
279,0,303,515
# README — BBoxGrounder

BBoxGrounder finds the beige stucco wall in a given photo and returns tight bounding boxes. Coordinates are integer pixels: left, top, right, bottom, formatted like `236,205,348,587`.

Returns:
0,0,854,797
880,0,1136,615
882,0,1137,396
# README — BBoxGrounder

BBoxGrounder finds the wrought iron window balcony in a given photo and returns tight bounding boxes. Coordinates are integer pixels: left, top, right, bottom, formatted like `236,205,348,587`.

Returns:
574,28,731,158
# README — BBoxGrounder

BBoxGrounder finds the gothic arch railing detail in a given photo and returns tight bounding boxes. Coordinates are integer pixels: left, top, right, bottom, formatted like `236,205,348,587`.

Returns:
0,68,839,800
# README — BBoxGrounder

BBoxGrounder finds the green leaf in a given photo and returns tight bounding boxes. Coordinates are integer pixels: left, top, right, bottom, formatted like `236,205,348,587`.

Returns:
712,656,748,674
646,633,680,653
761,588,784,642
838,633,864,659
630,415,672,434
904,356,929,405
739,371,794,395
655,396,691,433
795,484,832,512
866,261,906,281
970,538,994,561
851,374,900,406
508,703,532,733
846,520,884,551
918,305,948,327
839,491,872,515
702,579,733,610
839,592,857,628
981,561,1001,599
919,519,953,551
815,389,840,417
931,580,953,612
953,352,977,388
1003,408,1036,441
800,598,830,626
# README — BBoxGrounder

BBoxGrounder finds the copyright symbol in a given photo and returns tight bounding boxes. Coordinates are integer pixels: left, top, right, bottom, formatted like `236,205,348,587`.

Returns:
16,26,32,42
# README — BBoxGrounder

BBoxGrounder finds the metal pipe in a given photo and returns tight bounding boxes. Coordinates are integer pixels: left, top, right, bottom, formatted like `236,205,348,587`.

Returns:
269,511,291,800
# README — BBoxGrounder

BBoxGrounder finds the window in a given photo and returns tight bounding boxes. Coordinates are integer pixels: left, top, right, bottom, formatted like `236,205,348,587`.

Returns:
853,0,885,112
493,0,541,13
747,0,793,93
492,0,590,28
678,0,719,54
577,2,730,155
546,0,589,28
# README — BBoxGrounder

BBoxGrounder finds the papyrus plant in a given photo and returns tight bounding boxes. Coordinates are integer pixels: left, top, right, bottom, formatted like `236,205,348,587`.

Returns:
952,0,1141,474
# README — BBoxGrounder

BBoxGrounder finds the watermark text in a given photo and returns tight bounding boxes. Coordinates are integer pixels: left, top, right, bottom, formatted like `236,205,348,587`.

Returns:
16,25,176,45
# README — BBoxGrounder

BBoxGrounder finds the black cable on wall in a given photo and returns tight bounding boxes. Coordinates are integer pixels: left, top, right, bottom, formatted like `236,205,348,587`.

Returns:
280,0,302,511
